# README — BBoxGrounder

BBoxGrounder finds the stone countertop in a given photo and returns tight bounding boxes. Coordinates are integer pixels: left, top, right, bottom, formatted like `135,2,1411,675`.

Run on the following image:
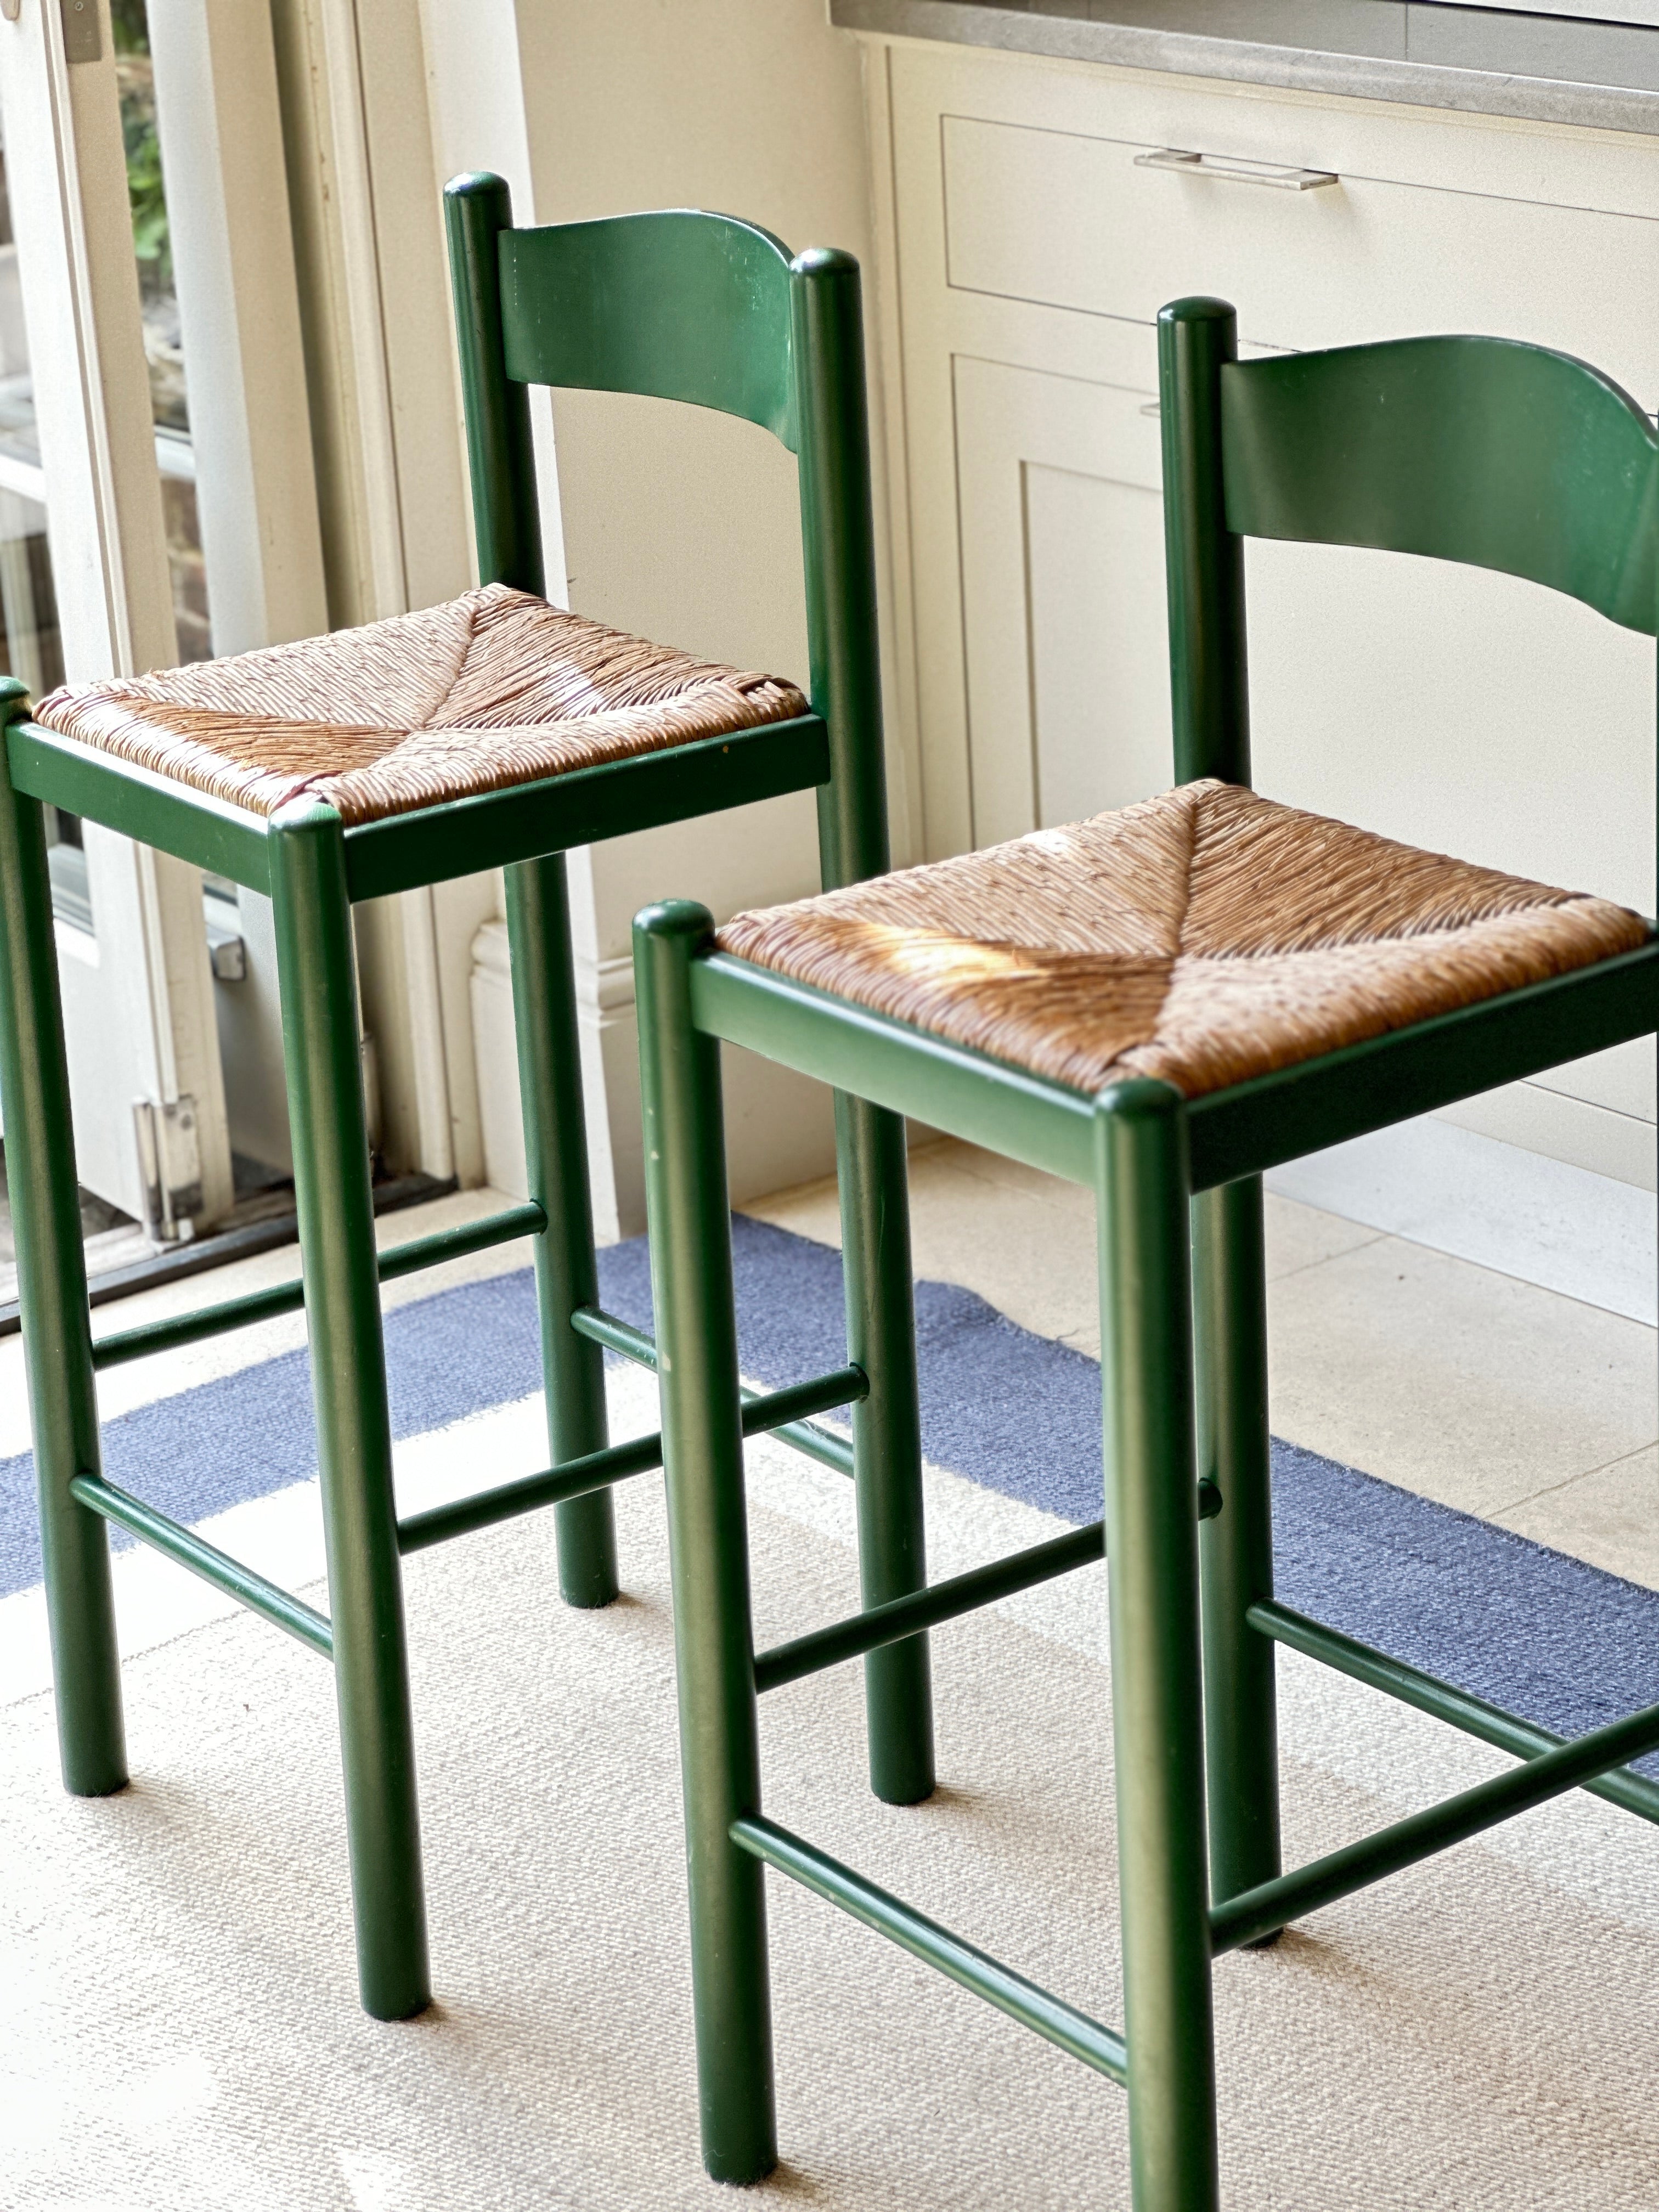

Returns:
830,1,1659,137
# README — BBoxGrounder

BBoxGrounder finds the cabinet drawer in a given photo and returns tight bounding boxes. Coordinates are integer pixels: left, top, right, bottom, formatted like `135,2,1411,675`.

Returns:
944,114,1659,410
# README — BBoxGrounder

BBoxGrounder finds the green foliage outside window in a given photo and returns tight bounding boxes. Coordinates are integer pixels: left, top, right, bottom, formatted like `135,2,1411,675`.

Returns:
110,0,168,290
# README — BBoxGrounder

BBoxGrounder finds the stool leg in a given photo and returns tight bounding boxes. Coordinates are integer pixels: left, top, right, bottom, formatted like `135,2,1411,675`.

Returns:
1194,1176,1281,1922
0,722,126,1796
1097,1085,1218,2212
270,801,430,2021
506,854,617,1609
836,1091,935,1805
636,900,776,2183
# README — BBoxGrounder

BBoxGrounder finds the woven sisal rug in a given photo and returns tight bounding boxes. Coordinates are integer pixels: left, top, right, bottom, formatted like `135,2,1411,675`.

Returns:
3,1231,1657,2207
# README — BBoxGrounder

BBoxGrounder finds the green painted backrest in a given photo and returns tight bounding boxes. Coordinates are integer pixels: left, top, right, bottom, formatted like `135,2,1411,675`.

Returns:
1158,296,1659,788
1222,334,1659,635
442,171,890,888
445,173,798,598
500,208,797,446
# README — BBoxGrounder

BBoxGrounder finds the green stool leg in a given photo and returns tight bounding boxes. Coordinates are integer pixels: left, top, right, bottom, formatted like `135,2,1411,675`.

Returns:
506,853,617,1609
836,1092,935,1805
0,686,126,1797
1097,1082,1218,2212
636,899,776,2185
793,247,934,1806
1194,1176,1282,1921
270,799,430,2022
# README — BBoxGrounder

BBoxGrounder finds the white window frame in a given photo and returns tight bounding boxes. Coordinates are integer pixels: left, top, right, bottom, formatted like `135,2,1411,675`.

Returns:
0,0,232,1234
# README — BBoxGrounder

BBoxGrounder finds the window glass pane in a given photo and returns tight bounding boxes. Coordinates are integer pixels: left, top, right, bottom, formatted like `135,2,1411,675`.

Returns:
0,148,41,478
0,133,84,931
0,484,61,696
0,148,59,682
0,7,218,938
114,0,211,663
44,806,91,934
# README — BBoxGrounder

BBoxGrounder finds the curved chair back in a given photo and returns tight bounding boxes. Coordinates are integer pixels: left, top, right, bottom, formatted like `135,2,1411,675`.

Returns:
443,172,885,885
499,207,796,445
1157,296,1659,793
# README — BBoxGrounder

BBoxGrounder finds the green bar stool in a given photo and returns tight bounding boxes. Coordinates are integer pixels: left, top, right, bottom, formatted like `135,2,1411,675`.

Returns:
633,302,1659,2204
0,175,933,2024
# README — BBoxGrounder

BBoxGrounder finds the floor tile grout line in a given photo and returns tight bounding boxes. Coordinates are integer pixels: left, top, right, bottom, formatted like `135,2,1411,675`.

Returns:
757,1165,1396,1282
932,1152,1092,1215
1486,1436,1659,1520
1263,1231,1391,1287
1268,1220,1659,1335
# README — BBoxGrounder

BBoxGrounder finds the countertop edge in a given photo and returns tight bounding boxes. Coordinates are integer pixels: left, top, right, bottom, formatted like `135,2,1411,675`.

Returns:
829,1,1659,139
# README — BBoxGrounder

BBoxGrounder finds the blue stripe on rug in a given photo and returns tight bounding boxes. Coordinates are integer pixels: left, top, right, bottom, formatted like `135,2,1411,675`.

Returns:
4,1214,1656,1777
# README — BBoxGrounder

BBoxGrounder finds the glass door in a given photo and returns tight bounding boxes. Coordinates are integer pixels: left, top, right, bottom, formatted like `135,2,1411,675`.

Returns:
0,0,232,1242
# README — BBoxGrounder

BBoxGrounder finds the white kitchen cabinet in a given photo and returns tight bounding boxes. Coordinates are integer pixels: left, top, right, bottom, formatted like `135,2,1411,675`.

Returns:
942,112,1659,407
859,36,1659,1238
955,356,1169,838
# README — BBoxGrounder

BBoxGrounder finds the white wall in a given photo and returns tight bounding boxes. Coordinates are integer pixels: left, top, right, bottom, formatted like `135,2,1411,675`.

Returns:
476,0,897,1234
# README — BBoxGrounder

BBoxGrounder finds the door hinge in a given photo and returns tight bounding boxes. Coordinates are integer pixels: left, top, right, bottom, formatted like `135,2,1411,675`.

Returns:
59,0,100,64
133,1096,203,1244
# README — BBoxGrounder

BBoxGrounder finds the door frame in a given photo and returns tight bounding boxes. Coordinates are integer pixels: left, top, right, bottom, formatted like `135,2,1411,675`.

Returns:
0,0,232,1233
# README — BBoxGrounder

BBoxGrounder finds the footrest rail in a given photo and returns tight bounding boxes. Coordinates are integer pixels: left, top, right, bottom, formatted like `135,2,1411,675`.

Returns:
574,1304,860,1476
1210,1691,1659,1955
731,1813,1128,2084
90,1203,548,1370
754,1520,1105,1694
1250,1598,1659,1826
69,1473,333,1658
397,1366,867,1554
569,1304,657,1365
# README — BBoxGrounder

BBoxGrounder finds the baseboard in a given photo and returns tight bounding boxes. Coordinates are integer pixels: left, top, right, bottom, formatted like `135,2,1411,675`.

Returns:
1267,1116,1658,1325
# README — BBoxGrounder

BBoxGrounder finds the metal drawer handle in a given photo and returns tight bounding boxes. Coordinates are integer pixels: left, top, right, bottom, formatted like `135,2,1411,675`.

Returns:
1134,147,1338,193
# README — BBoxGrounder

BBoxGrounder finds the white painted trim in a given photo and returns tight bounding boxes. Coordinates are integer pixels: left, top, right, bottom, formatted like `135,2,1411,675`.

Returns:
8,3,173,678
398,885,456,1182
413,0,567,599
858,37,925,868
315,0,408,625
0,0,232,1227
144,0,328,1201
146,0,329,657
269,0,506,1182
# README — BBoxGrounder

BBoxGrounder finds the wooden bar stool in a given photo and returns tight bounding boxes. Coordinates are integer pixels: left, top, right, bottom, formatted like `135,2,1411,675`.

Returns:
0,174,932,2023
633,301,1659,2204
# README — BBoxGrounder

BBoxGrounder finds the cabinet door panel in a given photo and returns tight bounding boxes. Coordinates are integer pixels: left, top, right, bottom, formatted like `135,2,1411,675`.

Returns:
955,357,1169,845
1027,460,1171,829
944,114,1659,411
1245,535,1655,1131
960,356,1654,911
1246,539,1654,915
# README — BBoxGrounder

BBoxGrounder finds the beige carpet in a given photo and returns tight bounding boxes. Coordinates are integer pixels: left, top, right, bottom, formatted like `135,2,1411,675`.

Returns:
5,1373,1658,2209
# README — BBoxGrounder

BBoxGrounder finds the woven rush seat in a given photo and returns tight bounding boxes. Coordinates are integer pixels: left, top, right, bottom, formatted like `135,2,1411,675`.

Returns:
718,777,1649,1099
34,583,808,827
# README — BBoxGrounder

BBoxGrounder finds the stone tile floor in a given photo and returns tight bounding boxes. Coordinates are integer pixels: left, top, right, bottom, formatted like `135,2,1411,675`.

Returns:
747,1137,1659,1593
